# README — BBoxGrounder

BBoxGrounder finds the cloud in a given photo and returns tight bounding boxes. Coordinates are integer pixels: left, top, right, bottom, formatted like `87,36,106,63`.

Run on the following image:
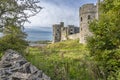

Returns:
24,1,80,28
24,0,97,28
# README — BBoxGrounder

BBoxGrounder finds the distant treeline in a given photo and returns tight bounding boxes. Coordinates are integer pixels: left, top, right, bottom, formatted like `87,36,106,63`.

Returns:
28,40,52,44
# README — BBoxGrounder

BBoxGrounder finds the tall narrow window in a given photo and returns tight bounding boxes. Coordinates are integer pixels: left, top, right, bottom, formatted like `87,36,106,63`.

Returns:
81,17,83,21
88,15,91,19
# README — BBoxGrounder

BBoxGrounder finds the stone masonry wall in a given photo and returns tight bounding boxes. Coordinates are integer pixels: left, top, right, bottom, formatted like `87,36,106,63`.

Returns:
0,49,51,80
53,22,79,43
68,33,80,40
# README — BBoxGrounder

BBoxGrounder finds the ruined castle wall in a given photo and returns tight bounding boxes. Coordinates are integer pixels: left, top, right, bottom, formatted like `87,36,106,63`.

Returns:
61,25,79,41
61,27,67,41
79,4,97,43
68,33,80,40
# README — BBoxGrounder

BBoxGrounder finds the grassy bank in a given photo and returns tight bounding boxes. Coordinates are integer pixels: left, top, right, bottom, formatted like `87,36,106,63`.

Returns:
25,39,95,80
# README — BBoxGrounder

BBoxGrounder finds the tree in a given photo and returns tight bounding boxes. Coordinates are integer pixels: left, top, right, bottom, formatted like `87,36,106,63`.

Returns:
0,0,42,53
0,25,28,53
0,0,42,28
87,0,120,80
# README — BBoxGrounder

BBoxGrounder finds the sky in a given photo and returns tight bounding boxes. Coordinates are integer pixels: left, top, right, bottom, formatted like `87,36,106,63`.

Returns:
24,0,97,29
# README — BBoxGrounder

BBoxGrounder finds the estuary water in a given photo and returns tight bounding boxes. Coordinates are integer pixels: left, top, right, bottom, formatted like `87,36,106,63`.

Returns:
0,27,53,41
25,27,53,41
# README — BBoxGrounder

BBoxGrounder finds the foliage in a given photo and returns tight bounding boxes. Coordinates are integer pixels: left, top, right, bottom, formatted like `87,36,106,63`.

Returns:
29,40,51,44
0,0,42,53
47,39,85,50
87,0,120,80
0,0,42,28
0,25,28,53
25,40,95,80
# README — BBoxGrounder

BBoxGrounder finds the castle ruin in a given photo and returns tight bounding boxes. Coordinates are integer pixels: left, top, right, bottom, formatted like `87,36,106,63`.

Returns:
53,1,99,43
53,22,79,43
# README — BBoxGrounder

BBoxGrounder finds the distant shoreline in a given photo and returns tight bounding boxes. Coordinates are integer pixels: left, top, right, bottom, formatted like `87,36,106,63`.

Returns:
28,40,52,47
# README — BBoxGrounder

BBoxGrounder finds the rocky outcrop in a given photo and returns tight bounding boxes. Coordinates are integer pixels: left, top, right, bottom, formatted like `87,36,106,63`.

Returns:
0,49,51,80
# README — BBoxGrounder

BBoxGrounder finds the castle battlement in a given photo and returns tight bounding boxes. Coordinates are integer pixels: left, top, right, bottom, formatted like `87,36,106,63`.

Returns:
80,4,97,15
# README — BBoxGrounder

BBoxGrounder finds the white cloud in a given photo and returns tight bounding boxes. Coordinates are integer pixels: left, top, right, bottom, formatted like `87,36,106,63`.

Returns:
24,1,79,28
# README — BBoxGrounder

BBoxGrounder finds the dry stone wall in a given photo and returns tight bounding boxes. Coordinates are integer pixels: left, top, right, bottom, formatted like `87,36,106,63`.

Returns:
0,49,51,80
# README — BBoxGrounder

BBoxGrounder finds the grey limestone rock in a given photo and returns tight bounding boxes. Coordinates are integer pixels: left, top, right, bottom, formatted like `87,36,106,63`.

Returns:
0,49,51,80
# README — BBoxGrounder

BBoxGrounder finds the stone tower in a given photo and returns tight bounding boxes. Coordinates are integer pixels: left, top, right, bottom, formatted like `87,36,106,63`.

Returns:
79,3,97,43
52,22,64,43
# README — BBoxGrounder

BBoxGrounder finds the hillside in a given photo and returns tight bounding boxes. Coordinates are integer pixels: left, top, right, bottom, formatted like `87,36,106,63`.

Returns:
25,39,95,80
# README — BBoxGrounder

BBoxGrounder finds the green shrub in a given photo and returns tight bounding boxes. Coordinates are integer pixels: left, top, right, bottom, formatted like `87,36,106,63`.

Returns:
0,35,28,53
87,0,120,79
0,25,28,53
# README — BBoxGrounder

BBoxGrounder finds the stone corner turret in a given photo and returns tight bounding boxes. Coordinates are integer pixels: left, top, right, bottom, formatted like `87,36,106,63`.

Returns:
79,3,97,43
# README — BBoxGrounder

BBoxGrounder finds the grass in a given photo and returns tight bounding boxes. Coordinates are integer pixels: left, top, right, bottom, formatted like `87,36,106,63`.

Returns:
25,39,95,80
